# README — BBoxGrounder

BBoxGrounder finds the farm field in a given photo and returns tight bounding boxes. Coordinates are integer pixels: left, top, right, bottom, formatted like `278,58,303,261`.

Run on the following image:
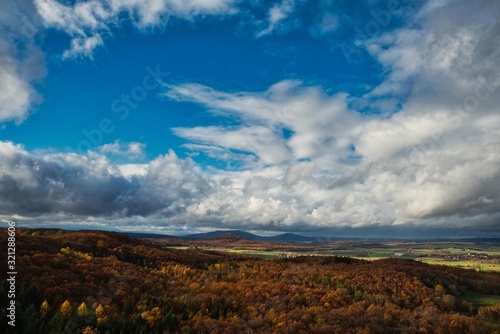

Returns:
172,240,500,272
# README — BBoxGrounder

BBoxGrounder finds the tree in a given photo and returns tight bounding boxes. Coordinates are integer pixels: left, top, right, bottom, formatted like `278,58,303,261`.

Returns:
78,302,89,317
141,307,162,327
40,300,50,318
95,303,108,326
95,304,105,319
81,326,100,334
60,300,72,319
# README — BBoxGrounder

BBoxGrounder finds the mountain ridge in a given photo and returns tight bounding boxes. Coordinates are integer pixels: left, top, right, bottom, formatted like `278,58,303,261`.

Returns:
124,229,317,242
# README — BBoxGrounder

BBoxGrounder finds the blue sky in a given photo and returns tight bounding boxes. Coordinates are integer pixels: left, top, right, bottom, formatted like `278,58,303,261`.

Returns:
1,0,500,237
2,3,384,160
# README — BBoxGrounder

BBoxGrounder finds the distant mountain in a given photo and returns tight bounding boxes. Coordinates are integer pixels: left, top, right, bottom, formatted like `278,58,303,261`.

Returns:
125,229,317,242
266,232,315,242
181,230,317,243
181,230,263,240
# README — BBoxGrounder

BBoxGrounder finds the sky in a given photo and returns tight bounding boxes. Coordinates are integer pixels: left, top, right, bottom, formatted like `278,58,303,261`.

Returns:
0,0,499,238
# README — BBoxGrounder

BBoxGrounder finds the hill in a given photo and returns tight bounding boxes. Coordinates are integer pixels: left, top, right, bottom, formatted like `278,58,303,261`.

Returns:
127,229,318,242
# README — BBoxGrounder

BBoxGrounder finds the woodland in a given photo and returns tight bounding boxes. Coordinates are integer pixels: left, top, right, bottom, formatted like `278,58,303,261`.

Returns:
1,228,500,334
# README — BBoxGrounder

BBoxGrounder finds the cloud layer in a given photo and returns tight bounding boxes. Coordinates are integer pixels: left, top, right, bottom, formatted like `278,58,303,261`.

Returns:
0,141,209,221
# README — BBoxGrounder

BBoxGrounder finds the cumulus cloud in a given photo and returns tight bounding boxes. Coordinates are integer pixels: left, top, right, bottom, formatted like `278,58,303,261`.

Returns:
0,141,209,221
158,0,500,233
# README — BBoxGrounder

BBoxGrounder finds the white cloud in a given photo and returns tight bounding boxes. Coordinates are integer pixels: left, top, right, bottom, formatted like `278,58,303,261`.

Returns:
160,0,500,232
309,12,338,38
34,0,236,59
163,72,500,231
167,80,359,165
362,0,500,112
0,0,45,123
2,105,500,233
62,34,104,59
174,125,291,166
256,0,296,38
0,67,34,122
98,140,146,160
116,164,148,178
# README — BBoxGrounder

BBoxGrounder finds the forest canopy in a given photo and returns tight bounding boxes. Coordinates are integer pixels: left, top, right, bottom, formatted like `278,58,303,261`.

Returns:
1,228,500,334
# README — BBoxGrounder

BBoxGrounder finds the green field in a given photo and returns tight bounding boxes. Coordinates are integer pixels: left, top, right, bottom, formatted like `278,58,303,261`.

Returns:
458,290,500,307
165,242,500,272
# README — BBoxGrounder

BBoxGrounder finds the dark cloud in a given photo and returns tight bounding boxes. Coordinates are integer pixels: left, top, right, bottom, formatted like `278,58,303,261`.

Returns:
0,142,211,219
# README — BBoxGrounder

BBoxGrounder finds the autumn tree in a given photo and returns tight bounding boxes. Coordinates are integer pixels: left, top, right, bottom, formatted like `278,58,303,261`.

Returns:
60,300,72,319
81,326,100,334
40,300,50,318
77,302,89,318
95,303,108,326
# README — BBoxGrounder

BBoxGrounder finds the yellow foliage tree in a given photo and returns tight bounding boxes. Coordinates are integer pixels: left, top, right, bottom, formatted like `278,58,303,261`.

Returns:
40,300,49,318
95,304,105,318
81,326,99,334
141,307,161,327
60,300,72,319
60,247,71,255
78,302,89,317
95,303,108,325
97,316,108,326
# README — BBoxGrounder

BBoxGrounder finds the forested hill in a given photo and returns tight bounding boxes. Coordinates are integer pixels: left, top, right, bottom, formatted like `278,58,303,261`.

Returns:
125,230,317,242
1,228,500,334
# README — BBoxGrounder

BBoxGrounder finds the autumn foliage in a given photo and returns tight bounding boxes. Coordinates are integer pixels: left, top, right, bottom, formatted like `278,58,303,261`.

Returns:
1,228,500,333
